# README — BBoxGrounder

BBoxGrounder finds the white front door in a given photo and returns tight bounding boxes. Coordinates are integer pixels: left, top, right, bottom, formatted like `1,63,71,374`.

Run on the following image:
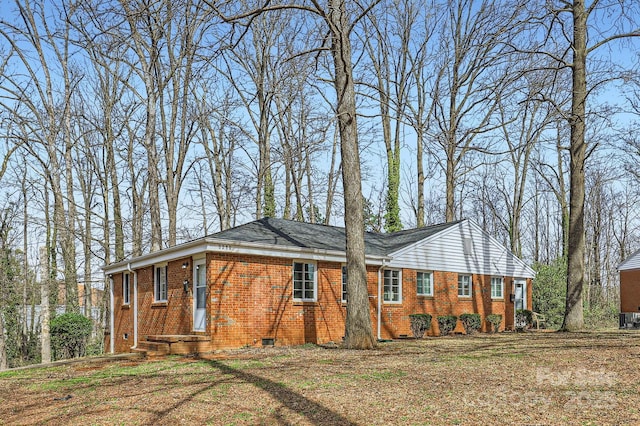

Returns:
514,280,527,311
193,260,206,332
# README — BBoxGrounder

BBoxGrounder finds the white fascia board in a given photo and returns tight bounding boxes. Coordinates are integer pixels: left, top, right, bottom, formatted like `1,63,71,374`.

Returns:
103,237,389,275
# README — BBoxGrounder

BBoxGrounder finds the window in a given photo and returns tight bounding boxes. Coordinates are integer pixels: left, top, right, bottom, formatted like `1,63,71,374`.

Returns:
417,272,433,296
122,273,130,305
293,262,316,301
155,265,168,302
341,266,347,302
491,277,504,299
383,269,401,302
458,274,472,297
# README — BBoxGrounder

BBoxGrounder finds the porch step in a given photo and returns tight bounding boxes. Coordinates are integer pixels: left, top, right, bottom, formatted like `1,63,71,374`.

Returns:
133,335,212,357
135,341,170,357
146,334,211,343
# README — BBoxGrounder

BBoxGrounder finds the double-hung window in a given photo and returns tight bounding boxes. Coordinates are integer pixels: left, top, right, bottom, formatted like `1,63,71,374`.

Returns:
341,266,348,303
293,262,316,301
458,274,472,297
123,273,130,305
491,277,504,299
416,272,433,296
383,269,401,302
155,265,168,302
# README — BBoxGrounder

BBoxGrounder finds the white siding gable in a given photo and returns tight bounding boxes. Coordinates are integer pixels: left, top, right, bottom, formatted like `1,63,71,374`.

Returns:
386,220,535,278
618,248,640,271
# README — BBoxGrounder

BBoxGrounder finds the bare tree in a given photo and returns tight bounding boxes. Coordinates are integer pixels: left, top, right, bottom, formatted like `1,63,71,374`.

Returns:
0,0,80,313
430,0,521,222
494,68,558,256
522,0,640,330
361,0,420,232
214,0,380,348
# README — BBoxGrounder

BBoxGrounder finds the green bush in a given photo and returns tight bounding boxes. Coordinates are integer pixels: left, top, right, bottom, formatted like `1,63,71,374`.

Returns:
50,313,93,360
459,313,481,334
409,313,432,339
532,258,566,329
437,315,457,336
515,309,533,331
486,314,502,333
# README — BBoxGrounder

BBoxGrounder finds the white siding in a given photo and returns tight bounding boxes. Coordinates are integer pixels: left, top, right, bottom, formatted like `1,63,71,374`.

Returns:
386,220,535,278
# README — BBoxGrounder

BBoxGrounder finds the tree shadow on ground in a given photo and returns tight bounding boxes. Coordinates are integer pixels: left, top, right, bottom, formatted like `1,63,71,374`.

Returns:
203,359,357,425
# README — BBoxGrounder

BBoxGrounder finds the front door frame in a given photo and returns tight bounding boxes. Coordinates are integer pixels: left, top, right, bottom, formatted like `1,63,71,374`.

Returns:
193,258,207,332
514,279,527,328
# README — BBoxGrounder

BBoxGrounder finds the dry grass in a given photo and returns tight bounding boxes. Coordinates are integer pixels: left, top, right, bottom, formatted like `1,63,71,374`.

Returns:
1,330,639,425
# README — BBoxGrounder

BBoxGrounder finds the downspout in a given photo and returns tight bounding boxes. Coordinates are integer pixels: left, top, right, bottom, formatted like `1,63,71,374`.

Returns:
377,261,386,341
109,275,114,354
127,263,138,350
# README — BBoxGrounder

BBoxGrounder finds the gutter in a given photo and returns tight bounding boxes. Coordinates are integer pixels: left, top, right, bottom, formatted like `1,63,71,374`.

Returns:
127,263,138,350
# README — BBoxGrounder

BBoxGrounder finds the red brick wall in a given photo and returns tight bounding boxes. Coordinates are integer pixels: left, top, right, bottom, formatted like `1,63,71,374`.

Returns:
112,273,133,353
111,253,534,352
620,270,640,312
137,258,194,338
378,271,529,337
204,254,376,348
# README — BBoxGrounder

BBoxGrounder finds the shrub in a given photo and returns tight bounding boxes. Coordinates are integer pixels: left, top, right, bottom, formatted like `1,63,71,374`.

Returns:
515,309,533,331
486,314,502,333
532,258,566,329
409,313,432,339
437,315,457,336
459,313,481,334
50,313,93,360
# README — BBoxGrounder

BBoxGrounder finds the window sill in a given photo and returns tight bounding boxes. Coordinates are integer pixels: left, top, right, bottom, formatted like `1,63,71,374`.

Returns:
491,297,505,301
417,295,434,298
293,300,317,306
152,301,168,308
457,296,473,299
383,301,403,305
121,304,131,309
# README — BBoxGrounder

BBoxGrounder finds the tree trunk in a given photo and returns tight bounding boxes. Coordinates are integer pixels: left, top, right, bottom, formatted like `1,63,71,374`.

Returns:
0,310,6,370
328,0,375,350
563,0,587,331
39,245,51,364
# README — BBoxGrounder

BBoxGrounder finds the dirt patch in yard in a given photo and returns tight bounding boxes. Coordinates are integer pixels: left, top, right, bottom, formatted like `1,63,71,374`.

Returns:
1,330,639,425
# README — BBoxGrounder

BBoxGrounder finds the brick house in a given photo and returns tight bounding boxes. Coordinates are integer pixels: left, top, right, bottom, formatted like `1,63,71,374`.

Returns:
618,251,640,328
104,218,534,354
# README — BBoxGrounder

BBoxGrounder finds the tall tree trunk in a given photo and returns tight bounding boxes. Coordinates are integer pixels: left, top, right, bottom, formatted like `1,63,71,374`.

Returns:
416,124,425,228
39,244,51,364
0,310,6,370
563,0,587,331
0,223,8,370
328,0,375,349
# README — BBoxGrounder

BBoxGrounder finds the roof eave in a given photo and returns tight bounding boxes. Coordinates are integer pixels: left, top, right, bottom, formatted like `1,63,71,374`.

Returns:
102,237,391,275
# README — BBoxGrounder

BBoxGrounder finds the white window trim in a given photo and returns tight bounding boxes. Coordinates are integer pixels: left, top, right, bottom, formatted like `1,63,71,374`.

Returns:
154,263,168,302
383,269,402,304
416,271,434,297
293,260,317,302
491,276,504,299
122,272,130,305
458,274,472,298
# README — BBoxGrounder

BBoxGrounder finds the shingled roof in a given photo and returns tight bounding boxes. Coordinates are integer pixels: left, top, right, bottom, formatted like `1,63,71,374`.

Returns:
209,217,461,257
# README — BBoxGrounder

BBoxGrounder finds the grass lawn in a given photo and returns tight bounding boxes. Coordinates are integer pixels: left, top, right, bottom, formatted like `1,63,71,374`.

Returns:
1,330,639,425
